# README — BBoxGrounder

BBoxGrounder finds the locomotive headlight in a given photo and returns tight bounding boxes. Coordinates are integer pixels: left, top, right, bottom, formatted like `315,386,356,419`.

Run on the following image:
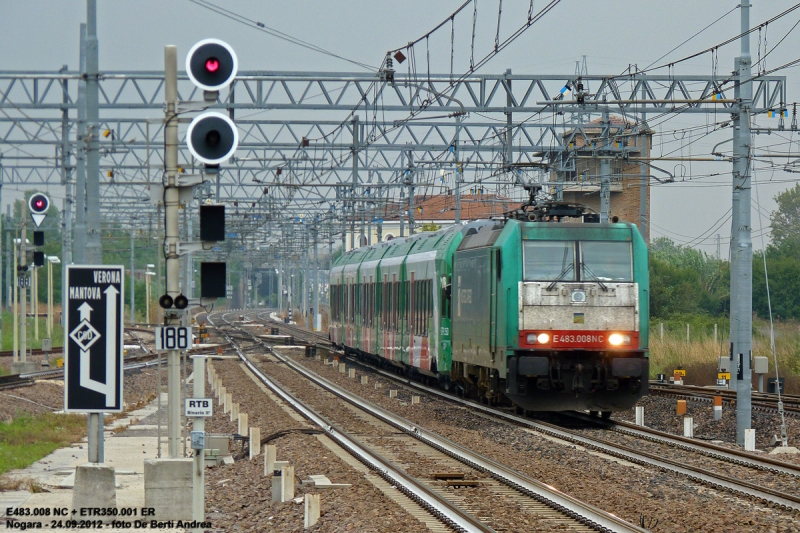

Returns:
608,333,631,346
525,333,551,344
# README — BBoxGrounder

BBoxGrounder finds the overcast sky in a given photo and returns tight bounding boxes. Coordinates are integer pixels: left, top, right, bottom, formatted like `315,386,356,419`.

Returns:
2,0,799,257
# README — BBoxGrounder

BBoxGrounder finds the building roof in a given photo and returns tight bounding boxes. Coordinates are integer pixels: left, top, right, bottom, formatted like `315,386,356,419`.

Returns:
380,193,517,222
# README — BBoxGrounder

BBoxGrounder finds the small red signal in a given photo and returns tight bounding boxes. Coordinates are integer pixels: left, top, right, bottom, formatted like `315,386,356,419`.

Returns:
35,200,45,209
205,58,220,73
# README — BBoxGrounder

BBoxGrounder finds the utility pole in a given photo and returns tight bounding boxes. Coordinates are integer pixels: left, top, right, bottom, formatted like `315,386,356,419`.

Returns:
82,1,104,464
405,150,415,235
312,224,319,331
61,65,72,266
351,117,359,250
164,45,182,458
18,219,27,367
599,108,611,223
130,229,135,325
505,69,513,171
639,73,649,241
454,115,462,225
84,0,101,266
73,24,87,264
731,1,753,446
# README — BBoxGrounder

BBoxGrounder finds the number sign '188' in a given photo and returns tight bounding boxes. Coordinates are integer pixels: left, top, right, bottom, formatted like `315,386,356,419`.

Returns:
154,326,193,351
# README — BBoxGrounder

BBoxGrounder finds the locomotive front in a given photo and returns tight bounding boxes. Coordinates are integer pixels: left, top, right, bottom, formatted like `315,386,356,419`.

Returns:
505,222,649,412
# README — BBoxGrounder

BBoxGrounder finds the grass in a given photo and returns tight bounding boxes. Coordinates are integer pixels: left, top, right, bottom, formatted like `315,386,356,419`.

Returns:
649,318,800,393
1,311,65,351
0,413,87,476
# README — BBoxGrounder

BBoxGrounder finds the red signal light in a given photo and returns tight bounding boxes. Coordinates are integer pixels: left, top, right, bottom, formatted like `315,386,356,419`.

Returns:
205,58,220,73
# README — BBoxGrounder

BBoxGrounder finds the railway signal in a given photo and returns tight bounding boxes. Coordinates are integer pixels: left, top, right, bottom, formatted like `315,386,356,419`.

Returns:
28,192,49,228
186,38,239,166
186,38,237,92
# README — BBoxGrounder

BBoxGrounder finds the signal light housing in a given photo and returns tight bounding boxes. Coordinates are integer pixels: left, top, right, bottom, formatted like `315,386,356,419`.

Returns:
199,204,225,242
186,112,238,166
159,294,174,309
174,294,189,310
186,38,238,92
200,262,227,299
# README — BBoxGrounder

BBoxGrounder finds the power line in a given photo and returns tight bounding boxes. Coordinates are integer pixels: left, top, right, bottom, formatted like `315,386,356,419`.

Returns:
186,0,377,71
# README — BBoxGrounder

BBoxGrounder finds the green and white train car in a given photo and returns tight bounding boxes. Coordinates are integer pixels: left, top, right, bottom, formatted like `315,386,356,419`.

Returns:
330,216,649,413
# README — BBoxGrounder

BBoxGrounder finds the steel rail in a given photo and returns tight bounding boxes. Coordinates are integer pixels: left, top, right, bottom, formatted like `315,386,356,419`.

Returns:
208,315,493,533
235,312,800,480
331,357,800,513
649,384,800,416
567,412,800,478
225,314,645,533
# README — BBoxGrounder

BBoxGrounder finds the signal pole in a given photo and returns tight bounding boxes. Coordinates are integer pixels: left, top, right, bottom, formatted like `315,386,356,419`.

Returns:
18,219,27,368
164,45,182,458
731,1,753,446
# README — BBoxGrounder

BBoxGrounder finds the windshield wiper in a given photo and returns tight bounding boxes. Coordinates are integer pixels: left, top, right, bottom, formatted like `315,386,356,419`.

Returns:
546,263,574,291
581,262,608,291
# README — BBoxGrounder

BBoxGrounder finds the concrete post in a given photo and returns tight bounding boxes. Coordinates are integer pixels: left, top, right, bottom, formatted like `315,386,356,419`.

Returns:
683,416,694,438
249,427,260,460
713,396,722,421
238,412,248,436
264,444,276,476
304,494,320,528
281,465,295,501
744,428,756,451
635,406,645,426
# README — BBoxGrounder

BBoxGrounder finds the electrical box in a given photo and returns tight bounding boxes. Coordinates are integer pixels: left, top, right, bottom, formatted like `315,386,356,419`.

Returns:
190,431,206,451
753,356,769,375
718,356,731,373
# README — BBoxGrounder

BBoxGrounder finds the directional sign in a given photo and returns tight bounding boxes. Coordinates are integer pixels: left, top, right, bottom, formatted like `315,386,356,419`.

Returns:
64,265,124,413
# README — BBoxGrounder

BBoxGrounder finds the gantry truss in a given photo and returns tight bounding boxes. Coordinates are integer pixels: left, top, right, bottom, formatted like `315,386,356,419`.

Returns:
0,69,788,255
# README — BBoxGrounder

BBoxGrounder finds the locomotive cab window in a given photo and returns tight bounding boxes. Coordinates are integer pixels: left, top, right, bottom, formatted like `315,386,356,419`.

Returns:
580,241,632,282
523,240,575,281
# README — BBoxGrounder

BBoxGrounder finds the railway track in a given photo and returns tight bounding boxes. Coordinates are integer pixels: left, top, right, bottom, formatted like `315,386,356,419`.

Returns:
232,310,800,514
649,383,800,417
212,311,646,533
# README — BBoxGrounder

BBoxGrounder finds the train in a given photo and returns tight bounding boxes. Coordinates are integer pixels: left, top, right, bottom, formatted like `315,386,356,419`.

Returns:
329,202,649,414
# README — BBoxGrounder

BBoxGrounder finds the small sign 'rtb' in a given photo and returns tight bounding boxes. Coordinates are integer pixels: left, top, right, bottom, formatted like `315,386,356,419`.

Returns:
185,398,213,417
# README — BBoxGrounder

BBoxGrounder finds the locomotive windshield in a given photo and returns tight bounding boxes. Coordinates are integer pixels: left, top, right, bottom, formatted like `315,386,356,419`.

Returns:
523,241,575,281
580,241,632,281
523,240,632,282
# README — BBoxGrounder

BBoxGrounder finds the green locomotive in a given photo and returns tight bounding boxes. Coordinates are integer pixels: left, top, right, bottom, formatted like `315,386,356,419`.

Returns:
329,204,649,413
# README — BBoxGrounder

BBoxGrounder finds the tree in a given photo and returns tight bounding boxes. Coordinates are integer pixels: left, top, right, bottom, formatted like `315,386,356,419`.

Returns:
771,183,800,249
648,238,730,318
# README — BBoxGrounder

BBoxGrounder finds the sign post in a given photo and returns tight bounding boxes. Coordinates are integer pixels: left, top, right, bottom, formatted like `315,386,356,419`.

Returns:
64,266,124,452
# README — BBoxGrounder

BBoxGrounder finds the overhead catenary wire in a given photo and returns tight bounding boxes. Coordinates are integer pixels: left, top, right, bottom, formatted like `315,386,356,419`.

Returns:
186,0,377,71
